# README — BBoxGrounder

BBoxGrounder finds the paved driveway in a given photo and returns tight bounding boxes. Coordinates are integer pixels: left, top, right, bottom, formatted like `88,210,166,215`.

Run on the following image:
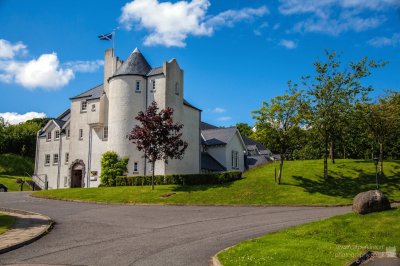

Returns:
0,192,350,266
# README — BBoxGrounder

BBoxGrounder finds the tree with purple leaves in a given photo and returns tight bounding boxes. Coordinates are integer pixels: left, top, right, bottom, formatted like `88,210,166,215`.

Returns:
128,101,188,190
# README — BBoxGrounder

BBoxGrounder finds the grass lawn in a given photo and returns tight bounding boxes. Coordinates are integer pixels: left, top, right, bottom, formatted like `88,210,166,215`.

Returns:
0,175,32,192
0,212,15,235
218,207,400,266
33,159,400,205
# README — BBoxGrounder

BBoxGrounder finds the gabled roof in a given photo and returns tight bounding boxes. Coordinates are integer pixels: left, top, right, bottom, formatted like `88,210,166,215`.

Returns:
70,84,104,100
56,108,70,122
201,152,226,172
201,127,237,146
201,121,218,130
112,48,152,77
242,135,267,152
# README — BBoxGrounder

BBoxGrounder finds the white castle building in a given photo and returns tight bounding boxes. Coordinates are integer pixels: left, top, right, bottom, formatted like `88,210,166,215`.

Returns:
34,48,253,190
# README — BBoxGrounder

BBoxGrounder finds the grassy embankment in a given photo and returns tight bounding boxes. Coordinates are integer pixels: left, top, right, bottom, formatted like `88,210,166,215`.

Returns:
34,159,400,205
0,212,15,235
218,207,400,266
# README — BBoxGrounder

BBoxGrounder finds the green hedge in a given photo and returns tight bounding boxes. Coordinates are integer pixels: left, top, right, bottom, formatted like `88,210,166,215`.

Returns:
115,171,242,186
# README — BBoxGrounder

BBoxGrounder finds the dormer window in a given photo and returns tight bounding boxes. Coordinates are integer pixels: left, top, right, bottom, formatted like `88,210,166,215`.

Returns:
46,132,51,141
136,81,141,92
54,130,60,140
81,101,87,112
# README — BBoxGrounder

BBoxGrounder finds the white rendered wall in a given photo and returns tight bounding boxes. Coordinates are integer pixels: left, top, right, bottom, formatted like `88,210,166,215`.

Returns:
108,75,147,176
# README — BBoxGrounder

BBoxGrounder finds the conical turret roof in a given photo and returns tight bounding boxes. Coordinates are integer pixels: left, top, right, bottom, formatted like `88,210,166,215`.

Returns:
113,48,151,77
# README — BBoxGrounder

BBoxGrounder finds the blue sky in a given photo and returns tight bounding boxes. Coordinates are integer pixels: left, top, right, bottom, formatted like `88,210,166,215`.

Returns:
0,0,399,126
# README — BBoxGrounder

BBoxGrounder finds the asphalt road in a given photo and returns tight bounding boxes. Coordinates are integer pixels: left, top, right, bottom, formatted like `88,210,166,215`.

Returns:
0,192,350,266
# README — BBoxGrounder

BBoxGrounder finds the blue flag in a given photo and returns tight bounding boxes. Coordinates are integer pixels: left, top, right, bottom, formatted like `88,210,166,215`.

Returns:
98,32,113,41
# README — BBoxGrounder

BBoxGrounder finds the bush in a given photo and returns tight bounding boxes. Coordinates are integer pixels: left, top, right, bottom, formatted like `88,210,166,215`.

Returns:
100,151,129,186
115,171,242,187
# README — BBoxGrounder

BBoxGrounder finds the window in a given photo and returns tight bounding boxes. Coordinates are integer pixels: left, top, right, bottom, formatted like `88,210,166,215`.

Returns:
65,153,69,164
54,130,60,140
91,104,96,112
81,101,87,112
103,126,108,140
133,162,138,173
175,82,179,95
53,154,59,165
66,129,70,139
151,79,156,92
45,154,50,165
231,151,239,169
136,81,141,92
46,132,52,141
79,129,83,140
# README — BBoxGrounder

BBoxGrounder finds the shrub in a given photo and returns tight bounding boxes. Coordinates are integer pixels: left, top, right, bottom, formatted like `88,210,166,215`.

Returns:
115,171,242,187
100,151,129,186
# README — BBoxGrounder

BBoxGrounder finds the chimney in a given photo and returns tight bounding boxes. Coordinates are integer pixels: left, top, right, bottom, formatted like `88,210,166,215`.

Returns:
103,48,117,96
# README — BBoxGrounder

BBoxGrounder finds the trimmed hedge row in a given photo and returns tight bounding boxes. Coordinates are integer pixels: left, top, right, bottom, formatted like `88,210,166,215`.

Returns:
115,171,242,186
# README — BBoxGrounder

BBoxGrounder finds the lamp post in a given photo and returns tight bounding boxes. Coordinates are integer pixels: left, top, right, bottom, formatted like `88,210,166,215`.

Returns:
373,157,379,190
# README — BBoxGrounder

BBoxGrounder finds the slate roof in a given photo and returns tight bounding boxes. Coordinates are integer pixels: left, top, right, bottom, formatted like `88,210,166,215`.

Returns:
201,122,218,130
246,155,270,168
56,109,70,122
201,152,226,172
70,84,104,100
242,135,267,152
201,127,237,146
112,48,152,77
147,67,163,76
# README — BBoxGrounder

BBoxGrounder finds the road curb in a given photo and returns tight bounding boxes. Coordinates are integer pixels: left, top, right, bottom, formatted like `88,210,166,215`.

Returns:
0,207,54,254
210,246,233,266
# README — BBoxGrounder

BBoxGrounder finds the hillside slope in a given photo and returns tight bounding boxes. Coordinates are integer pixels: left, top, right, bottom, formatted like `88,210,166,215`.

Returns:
34,159,400,205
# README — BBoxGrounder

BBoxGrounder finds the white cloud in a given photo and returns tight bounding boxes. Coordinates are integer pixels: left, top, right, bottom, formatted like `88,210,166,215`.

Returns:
279,0,398,36
206,6,269,28
64,60,104,73
0,39,103,90
212,107,226,113
119,0,268,47
368,33,400,47
0,111,46,125
0,39,27,59
217,116,232,121
279,39,297,49
1,53,74,90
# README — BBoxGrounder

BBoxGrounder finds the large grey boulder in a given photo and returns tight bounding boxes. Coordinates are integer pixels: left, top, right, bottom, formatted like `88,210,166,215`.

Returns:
352,190,391,214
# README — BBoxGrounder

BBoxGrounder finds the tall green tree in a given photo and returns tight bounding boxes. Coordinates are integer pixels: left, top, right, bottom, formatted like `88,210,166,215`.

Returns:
253,81,306,184
362,91,400,174
236,123,253,138
303,50,385,179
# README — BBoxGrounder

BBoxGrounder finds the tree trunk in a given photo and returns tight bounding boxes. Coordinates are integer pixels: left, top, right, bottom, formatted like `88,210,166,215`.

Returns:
330,141,335,164
379,142,383,176
278,156,284,185
324,137,329,179
151,161,155,190
274,167,277,184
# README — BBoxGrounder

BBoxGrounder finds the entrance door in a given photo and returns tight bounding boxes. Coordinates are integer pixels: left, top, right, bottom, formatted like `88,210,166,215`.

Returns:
71,169,83,188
